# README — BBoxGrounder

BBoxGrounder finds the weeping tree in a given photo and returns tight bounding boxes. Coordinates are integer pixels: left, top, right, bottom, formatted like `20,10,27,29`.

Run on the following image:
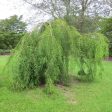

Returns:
9,19,80,92
8,19,108,93
74,33,108,81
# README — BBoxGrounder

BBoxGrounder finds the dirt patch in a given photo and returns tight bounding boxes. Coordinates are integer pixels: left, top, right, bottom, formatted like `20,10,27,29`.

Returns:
57,85,77,105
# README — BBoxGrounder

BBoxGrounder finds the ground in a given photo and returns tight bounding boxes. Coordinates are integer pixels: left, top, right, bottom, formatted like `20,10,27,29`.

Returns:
0,55,112,112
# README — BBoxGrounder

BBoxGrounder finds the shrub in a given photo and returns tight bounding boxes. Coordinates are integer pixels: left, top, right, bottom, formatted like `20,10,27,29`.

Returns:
99,18,112,56
75,33,108,81
0,49,10,55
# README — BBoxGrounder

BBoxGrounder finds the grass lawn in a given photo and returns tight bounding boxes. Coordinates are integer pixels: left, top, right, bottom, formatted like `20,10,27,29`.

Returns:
0,55,112,112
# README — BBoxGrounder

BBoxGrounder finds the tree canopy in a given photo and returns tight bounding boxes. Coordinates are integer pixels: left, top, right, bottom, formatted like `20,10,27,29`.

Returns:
23,0,111,33
9,19,80,91
0,15,27,50
8,19,108,93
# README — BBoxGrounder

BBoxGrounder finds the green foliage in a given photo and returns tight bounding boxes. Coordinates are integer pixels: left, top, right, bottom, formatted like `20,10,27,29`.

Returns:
8,19,108,93
0,15,26,50
64,15,99,33
74,33,108,81
9,19,80,92
99,18,112,56
44,78,56,94
0,49,10,55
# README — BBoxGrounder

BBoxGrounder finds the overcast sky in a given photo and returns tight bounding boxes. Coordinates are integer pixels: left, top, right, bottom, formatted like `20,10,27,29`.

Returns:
0,0,50,30
0,0,28,19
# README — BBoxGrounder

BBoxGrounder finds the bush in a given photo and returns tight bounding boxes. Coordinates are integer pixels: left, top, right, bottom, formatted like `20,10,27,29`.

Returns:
0,49,10,55
74,33,108,81
99,18,112,56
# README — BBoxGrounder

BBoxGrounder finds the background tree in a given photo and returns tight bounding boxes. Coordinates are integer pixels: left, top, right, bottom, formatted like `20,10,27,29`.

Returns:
104,0,112,8
23,0,111,33
0,15,27,53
